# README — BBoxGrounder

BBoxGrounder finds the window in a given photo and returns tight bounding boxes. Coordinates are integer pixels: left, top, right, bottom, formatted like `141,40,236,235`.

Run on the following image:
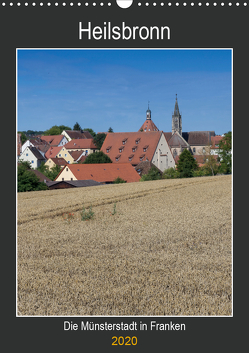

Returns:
65,153,67,157
193,148,196,153
115,154,121,161
129,154,134,161
31,160,34,163
135,138,140,144
71,178,73,180
119,146,124,153
26,153,28,156
59,154,61,157
66,167,68,171
140,154,145,161
132,146,137,152
143,145,149,152
62,178,64,181
122,138,128,145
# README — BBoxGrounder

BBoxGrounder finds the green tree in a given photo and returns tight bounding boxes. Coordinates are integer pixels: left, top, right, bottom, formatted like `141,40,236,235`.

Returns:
93,133,107,150
176,149,199,178
218,131,232,174
113,176,126,184
44,125,71,135
18,132,28,145
73,122,81,131
108,127,114,133
37,162,61,181
18,161,48,192
140,166,162,181
83,128,96,138
83,151,112,164
162,167,179,179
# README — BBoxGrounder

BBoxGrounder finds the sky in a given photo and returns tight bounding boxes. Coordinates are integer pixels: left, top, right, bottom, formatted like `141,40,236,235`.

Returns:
17,49,232,136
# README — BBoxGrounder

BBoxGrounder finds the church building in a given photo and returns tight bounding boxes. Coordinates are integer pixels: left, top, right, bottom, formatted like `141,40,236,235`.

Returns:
139,95,217,161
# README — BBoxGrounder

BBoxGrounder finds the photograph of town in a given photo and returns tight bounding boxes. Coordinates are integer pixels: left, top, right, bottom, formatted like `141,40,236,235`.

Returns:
17,49,232,316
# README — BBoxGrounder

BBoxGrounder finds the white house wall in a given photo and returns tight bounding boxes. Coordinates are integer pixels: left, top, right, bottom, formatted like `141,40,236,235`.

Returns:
152,133,175,172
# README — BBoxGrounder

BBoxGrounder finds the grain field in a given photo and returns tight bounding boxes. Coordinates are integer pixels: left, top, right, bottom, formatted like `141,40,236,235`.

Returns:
17,175,232,316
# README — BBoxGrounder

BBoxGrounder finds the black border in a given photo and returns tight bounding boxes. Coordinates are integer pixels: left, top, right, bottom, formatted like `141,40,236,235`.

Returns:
5,0,245,350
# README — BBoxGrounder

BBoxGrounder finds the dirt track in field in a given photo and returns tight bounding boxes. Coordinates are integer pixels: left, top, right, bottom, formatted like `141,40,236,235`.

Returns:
17,175,232,316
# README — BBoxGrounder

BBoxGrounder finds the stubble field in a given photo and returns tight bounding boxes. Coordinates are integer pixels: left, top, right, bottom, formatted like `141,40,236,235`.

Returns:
17,175,232,316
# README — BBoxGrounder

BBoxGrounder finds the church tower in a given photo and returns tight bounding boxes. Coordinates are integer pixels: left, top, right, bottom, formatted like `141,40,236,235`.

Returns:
138,102,159,132
146,103,151,120
172,94,182,136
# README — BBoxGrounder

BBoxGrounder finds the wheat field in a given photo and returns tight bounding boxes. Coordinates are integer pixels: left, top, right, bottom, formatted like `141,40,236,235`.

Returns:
17,175,232,316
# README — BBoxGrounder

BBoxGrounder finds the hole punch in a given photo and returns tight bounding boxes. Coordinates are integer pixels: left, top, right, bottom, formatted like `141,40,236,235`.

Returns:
116,0,133,9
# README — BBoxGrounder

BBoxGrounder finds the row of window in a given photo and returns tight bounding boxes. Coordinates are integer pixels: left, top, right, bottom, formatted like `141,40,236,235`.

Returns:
107,145,149,154
115,154,147,162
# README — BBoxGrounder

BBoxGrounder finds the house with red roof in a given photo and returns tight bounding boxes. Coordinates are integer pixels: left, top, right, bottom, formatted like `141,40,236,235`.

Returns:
40,134,68,147
44,157,68,170
45,146,74,164
101,130,175,172
64,138,98,155
61,130,94,141
55,163,141,184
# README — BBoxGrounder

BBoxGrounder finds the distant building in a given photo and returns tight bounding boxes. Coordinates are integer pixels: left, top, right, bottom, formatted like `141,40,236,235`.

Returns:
55,163,141,184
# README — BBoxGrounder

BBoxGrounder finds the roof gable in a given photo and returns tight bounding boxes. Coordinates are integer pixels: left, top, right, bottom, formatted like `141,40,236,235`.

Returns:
40,135,64,146
168,131,189,148
101,131,162,165
28,146,45,160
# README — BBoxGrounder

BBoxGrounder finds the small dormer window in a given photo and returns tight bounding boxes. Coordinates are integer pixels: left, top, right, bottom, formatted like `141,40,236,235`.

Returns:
129,154,134,161
140,154,145,161
119,146,124,153
115,154,121,161
135,138,140,144
122,138,128,145
106,146,112,153
143,145,149,152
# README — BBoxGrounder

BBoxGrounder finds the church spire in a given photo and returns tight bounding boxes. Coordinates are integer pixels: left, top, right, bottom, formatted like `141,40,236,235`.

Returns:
174,94,180,116
172,94,182,136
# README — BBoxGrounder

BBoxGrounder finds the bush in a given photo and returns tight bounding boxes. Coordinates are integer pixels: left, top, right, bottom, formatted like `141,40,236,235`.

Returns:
83,151,112,164
18,162,48,192
162,167,179,179
113,177,126,184
140,166,162,181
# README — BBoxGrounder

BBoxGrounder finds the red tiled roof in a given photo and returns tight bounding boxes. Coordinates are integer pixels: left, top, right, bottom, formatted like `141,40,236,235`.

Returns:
211,135,223,148
175,154,219,166
45,146,63,159
64,130,93,139
69,150,85,161
139,119,159,132
64,139,97,150
40,135,64,146
55,163,140,183
101,131,162,166
48,157,68,166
